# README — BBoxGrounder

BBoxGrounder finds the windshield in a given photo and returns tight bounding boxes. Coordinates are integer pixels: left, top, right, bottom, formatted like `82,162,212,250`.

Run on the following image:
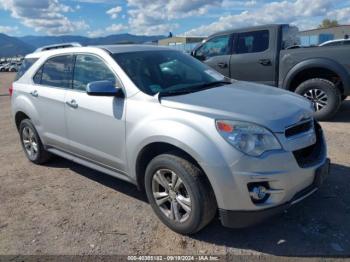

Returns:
112,50,230,96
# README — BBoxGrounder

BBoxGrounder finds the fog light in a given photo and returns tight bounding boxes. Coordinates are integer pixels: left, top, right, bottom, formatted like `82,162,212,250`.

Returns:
250,186,267,200
248,182,270,204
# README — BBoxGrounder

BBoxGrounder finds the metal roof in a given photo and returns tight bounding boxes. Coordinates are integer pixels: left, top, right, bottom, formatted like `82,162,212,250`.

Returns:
301,25,350,33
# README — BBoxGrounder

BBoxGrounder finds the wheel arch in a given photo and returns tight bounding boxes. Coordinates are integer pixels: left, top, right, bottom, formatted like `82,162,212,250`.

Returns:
15,111,30,130
12,94,43,140
283,58,350,95
135,141,211,191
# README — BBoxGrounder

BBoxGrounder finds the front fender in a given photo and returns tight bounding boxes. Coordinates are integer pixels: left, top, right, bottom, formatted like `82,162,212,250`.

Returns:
126,119,239,209
127,119,230,174
282,58,350,93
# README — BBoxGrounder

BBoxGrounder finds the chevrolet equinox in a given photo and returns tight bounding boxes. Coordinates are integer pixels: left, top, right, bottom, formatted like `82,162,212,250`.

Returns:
11,44,330,234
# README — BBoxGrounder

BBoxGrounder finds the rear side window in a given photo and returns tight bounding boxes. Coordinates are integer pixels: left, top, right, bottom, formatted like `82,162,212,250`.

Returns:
73,54,117,91
34,55,74,88
15,58,38,81
236,30,269,54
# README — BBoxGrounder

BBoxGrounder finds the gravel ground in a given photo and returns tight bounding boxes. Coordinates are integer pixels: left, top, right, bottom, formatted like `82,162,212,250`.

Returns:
0,72,349,258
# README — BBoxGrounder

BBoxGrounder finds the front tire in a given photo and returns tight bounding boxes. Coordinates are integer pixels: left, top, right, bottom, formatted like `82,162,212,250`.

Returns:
19,119,51,164
295,78,341,121
144,153,217,234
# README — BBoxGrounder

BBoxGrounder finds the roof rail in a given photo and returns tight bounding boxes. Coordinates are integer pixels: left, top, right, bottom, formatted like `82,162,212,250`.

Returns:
34,42,82,53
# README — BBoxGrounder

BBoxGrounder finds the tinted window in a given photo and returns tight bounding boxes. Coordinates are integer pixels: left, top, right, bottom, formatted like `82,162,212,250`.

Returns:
282,25,300,49
195,35,230,59
73,55,116,91
36,55,73,88
236,30,269,54
113,50,228,96
33,67,43,84
15,58,38,81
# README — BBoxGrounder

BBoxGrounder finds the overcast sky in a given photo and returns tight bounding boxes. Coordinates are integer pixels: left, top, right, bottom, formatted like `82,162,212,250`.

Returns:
0,0,349,37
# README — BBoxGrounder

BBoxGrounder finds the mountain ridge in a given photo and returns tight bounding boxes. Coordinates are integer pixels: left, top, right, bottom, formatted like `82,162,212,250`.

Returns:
1,33,166,57
0,33,35,57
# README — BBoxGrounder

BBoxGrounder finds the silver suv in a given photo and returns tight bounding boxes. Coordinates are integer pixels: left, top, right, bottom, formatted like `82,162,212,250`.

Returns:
11,44,330,234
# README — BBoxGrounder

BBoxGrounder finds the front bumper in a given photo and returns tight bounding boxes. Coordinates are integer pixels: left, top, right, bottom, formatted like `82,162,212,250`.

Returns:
219,158,330,228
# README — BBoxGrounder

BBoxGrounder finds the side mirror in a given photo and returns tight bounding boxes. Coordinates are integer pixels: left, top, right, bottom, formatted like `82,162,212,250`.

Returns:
192,50,206,61
86,80,124,97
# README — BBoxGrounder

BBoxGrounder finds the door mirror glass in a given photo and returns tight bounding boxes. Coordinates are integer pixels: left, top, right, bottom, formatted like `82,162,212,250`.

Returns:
86,80,124,97
193,51,206,61
191,50,205,61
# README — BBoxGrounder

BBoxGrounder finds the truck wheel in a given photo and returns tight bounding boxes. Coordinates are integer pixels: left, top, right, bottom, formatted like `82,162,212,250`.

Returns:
144,153,217,234
295,78,341,121
19,119,51,164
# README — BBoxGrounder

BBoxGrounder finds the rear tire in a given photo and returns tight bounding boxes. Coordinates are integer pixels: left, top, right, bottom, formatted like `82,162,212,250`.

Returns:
144,153,217,234
19,119,51,164
295,78,341,121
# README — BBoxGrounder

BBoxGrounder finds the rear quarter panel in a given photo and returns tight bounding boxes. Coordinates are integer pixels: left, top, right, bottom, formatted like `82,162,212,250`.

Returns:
279,46,350,93
11,83,41,129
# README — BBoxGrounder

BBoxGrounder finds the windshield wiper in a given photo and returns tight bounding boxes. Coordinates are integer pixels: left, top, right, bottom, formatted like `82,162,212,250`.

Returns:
159,89,196,97
189,80,232,91
159,80,232,98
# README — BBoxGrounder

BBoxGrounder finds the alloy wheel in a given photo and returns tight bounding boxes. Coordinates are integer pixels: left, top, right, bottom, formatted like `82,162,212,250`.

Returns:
22,126,38,159
303,88,328,111
152,169,192,223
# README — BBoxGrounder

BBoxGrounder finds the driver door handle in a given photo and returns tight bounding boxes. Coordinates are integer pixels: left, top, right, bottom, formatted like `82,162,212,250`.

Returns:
259,59,272,66
30,90,38,97
66,99,78,109
217,62,228,68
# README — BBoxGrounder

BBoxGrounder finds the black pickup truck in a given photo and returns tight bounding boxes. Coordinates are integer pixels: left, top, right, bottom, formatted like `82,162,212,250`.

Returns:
191,24,350,120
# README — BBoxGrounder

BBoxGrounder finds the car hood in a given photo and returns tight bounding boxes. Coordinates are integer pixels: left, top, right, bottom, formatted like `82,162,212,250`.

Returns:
160,81,314,132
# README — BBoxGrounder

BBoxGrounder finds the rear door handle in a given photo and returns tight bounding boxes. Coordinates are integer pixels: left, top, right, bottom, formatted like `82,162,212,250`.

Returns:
217,62,228,68
66,99,78,109
258,59,271,66
30,90,38,97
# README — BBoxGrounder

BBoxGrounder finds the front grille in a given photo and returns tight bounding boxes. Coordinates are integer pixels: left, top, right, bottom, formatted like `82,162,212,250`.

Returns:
285,119,313,138
292,121,323,168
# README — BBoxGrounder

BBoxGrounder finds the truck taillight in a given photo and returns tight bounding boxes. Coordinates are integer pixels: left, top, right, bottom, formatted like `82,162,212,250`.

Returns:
9,84,13,97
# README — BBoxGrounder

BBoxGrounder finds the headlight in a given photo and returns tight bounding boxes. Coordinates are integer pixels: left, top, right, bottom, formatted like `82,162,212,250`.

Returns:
216,120,281,157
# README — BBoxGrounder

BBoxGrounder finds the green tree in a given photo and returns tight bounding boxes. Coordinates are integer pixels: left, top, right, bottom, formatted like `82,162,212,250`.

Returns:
318,19,339,29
